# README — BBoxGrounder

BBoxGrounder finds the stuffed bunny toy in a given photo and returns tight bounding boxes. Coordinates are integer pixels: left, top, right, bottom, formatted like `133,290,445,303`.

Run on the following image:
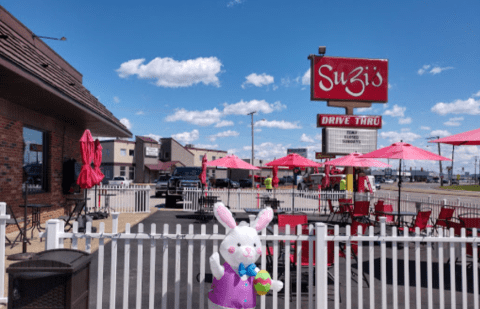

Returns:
208,202,283,309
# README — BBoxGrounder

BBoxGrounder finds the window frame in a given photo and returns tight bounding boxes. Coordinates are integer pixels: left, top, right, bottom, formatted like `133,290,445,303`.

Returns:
23,126,49,193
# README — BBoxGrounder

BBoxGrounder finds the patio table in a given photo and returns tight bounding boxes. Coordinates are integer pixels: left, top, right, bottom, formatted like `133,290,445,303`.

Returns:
375,211,417,227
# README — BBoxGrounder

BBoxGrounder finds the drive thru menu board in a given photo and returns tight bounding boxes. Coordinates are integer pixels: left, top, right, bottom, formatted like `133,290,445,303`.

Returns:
322,128,377,155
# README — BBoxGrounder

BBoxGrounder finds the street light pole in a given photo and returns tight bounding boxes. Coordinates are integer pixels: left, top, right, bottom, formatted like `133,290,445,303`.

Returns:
248,111,256,189
427,136,443,186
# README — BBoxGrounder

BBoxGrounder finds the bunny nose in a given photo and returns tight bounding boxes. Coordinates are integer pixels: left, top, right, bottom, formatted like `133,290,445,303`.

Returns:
245,247,252,254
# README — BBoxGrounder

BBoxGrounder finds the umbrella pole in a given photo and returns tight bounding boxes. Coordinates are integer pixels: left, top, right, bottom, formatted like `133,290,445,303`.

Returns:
397,159,402,225
227,169,231,207
451,146,455,184
292,170,295,213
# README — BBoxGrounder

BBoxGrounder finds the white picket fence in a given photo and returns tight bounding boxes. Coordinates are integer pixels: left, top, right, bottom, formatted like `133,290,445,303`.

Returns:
85,184,151,213
1,201,479,308
183,188,348,213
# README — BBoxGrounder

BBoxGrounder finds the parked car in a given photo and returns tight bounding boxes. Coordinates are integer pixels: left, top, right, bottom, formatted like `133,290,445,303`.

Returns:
280,176,294,184
375,181,381,190
451,179,459,185
108,176,132,187
442,179,449,184
155,175,170,197
215,178,240,188
384,179,394,184
239,178,253,188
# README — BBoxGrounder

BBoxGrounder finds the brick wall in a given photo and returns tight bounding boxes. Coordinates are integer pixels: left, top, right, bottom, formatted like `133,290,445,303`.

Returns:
0,98,84,233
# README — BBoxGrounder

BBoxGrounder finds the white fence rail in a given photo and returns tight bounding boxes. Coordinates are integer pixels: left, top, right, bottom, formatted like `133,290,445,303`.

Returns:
85,184,151,213
183,188,348,213
40,214,480,309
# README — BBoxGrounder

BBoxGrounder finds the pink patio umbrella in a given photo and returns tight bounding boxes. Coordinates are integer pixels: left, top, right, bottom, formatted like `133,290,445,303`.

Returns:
266,153,324,212
325,152,392,201
272,166,279,188
199,154,208,196
429,128,480,184
93,139,105,185
360,142,451,223
76,130,96,217
207,154,260,206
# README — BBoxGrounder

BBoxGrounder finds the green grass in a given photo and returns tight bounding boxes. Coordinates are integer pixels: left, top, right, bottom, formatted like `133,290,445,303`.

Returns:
439,185,480,191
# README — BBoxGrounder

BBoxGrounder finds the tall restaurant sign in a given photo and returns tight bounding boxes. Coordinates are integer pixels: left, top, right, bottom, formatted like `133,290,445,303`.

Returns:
310,56,388,102
317,114,382,129
322,128,377,155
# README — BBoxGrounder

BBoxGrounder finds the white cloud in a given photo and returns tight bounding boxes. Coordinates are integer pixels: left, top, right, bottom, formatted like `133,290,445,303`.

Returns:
417,65,431,75
165,108,223,126
215,120,234,128
193,143,219,149
254,142,289,160
356,107,373,113
302,69,310,86
300,134,314,143
120,118,132,130
474,90,480,97
430,130,451,137
254,128,262,132
255,120,301,129
113,96,120,103
145,134,162,142
429,66,454,75
383,104,406,117
443,117,464,126
314,134,322,141
431,98,480,115
418,64,454,75
135,110,145,115
227,0,243,7
420,126,431,130
116,57,222,88
379,131,421,143
172,129,199,144
241,73,274,88
398,117,412,124
223,99,286,115
209,130,239,141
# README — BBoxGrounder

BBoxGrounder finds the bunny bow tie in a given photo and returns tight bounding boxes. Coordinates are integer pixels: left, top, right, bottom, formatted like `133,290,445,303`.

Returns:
238,263,257,277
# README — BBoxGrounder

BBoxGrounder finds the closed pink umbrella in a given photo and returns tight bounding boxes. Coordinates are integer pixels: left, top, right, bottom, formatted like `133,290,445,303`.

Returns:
360,142,450,222
199,153,208,186
77,130,95,189
272,166,279,188
93,139,105,185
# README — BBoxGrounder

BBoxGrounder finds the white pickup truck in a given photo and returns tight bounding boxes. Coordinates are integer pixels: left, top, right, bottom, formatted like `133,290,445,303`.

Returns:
108,176,132,187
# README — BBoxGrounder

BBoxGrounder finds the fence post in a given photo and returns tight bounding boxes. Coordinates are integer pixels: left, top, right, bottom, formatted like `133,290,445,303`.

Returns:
0,202,9,304
315,222,327,309
45,219,62,250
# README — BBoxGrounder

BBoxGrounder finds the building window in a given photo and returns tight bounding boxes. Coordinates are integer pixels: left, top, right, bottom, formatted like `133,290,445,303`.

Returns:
120,166,126,176
212,156,216,160
129,149,134,156
23,127,48,193
200,155,204,161
120,149,126,156
105,149,110,157
165,152,170,159
129,167,135,180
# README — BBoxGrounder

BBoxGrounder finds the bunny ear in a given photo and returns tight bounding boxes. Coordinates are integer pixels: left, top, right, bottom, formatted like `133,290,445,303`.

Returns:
252,207,274,232
213,202,237,230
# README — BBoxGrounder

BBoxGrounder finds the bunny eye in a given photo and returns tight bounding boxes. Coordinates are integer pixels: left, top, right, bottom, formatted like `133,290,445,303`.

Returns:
253,243,257,247
237,243,241,247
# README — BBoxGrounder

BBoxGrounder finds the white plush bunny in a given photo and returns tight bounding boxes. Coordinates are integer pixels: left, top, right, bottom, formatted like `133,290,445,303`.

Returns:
208,202,283,309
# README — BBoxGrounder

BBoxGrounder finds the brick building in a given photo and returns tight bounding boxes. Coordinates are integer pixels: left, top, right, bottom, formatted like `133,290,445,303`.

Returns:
0,6,131,232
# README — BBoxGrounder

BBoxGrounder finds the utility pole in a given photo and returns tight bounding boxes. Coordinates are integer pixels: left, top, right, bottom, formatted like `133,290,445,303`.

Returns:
248,111,256,189
475,156,478,185
427,136,443,186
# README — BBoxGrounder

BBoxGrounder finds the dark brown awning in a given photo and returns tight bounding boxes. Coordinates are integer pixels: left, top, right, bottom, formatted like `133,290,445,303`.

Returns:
145,161,184,171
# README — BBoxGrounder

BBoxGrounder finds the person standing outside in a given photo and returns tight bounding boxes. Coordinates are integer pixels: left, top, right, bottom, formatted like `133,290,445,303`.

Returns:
264,175,273,192
339,177,346,191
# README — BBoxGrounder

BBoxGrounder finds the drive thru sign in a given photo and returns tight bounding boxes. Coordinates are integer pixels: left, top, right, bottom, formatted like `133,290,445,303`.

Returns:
310,56,388,102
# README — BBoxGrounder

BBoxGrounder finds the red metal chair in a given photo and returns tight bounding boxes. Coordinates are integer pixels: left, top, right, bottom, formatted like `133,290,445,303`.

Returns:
337,198,353,223
349,201,370,222
373,202,395,225
458,212,480,261
398,208,432,235
429,206,455,234
326,199,344,223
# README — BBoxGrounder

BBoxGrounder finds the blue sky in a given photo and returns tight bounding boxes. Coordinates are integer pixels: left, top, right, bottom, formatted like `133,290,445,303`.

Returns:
4,0,480,174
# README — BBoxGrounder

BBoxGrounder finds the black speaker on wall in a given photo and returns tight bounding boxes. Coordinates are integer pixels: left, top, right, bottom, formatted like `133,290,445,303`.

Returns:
62,159,81,194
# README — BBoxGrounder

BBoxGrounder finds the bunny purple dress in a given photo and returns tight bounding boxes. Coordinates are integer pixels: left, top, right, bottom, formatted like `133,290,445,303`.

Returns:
208,262,256,308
